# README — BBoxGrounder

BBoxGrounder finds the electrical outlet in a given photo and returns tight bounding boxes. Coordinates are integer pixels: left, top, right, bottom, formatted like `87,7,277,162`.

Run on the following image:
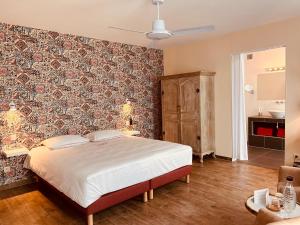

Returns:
4,166,10,173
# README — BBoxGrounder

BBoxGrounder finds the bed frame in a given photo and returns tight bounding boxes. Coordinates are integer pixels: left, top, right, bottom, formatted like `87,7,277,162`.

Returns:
38,165,192,225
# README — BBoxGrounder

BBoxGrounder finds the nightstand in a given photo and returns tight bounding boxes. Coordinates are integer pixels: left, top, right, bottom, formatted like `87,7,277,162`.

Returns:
2,147,29,158
122,130,141,136
1,146,31,188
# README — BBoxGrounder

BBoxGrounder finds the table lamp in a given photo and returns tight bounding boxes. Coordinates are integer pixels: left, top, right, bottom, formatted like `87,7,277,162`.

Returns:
5,101,21,149
122,99,133,130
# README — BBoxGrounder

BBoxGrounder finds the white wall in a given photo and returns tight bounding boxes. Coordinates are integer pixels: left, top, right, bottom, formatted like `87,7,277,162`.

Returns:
164,17,300,164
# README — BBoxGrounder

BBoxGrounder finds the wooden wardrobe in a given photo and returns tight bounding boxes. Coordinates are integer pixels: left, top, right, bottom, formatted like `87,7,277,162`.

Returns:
161,71,215,163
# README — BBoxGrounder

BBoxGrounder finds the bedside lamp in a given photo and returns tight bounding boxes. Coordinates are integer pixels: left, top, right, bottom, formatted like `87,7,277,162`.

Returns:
122,99,133,130
5,102,21,149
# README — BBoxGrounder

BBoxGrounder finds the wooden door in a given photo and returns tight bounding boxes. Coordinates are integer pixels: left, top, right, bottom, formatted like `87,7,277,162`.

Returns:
179,76,200,152
162,79,180,143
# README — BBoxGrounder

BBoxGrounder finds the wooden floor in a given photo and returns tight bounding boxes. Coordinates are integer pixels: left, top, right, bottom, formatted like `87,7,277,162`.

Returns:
247,146,284,169
0,159,278,225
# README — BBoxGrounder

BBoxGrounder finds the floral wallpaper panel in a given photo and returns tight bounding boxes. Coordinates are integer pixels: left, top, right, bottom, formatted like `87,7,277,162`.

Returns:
0,22,163,186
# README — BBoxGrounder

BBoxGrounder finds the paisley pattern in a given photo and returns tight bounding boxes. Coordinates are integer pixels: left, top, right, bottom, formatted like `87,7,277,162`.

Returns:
0,22,163,186
0,155,31,186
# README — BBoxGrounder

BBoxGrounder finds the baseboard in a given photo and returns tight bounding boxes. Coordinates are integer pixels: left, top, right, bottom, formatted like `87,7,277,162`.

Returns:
0,177,36,191
215,155,232,161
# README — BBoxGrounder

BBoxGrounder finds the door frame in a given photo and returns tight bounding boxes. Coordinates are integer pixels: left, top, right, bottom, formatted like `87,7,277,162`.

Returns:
231,45,287,161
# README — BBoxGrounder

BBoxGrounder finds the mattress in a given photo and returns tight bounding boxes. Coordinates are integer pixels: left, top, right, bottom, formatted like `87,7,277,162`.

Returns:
25,136,192,208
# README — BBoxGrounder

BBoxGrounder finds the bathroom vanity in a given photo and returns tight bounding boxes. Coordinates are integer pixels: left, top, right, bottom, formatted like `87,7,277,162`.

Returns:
248,116,285,150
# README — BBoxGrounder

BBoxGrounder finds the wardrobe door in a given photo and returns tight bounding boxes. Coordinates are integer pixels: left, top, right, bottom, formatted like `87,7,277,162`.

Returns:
179,76,200,152
200,76,215,154
162,79,180,143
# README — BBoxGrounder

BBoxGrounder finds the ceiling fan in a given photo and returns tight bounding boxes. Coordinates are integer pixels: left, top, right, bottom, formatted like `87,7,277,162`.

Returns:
109,0,215,40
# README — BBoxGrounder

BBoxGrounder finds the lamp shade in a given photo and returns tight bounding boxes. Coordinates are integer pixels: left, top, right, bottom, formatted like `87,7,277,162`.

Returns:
5,102,21,127
122,102,133,118
9,101,17,111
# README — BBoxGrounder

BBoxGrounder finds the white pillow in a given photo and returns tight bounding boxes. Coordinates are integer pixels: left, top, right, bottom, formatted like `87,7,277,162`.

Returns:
41,135,89,150
85,129,124,142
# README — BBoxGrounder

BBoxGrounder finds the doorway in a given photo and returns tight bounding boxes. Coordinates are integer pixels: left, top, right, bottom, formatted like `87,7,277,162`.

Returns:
232,47,286,169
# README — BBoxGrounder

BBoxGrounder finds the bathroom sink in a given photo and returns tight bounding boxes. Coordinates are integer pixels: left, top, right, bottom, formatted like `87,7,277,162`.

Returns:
268,110,285,119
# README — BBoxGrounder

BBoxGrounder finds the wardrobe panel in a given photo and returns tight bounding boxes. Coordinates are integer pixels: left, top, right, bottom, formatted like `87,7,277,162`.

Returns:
162,79,180,143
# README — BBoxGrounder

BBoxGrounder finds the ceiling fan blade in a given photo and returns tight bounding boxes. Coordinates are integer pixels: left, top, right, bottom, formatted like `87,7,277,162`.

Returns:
172,25,215,36
108,26,146,34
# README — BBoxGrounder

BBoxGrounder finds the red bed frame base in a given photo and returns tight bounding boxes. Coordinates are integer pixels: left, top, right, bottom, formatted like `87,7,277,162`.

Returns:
38,165,192,225
151,165,192,190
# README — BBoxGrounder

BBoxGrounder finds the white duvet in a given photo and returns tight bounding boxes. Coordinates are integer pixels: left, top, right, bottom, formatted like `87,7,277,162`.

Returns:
25,136,192,208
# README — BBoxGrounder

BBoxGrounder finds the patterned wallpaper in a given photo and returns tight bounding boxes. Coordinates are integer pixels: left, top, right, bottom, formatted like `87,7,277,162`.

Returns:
0,22,163,186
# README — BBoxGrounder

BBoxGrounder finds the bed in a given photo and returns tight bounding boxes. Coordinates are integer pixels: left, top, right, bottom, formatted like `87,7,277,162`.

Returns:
25,135,192,225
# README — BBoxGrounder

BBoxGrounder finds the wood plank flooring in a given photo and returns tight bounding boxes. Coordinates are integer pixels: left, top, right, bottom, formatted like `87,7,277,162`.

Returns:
0,159,278,225
246,146,284,169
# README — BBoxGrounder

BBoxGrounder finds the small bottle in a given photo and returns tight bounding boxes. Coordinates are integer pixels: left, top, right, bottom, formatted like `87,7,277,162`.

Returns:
283,176,297,213
258,107,263,116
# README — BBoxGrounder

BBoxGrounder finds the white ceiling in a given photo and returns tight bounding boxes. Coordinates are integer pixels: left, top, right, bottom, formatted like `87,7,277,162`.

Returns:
1,0,300,49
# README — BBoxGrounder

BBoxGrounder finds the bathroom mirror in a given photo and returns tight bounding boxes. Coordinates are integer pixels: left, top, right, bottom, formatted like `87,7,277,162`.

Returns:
257,72,285,100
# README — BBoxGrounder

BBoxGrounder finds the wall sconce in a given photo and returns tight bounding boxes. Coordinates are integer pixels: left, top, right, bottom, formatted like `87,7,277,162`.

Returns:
244,84,254,94
122,99,133,130
5,101,21,148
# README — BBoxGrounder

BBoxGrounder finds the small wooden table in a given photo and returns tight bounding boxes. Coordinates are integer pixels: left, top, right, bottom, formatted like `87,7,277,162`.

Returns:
245,195,300,219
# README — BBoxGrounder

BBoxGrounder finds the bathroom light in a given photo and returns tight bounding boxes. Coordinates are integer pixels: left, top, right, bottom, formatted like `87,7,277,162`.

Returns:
265,67,285,72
